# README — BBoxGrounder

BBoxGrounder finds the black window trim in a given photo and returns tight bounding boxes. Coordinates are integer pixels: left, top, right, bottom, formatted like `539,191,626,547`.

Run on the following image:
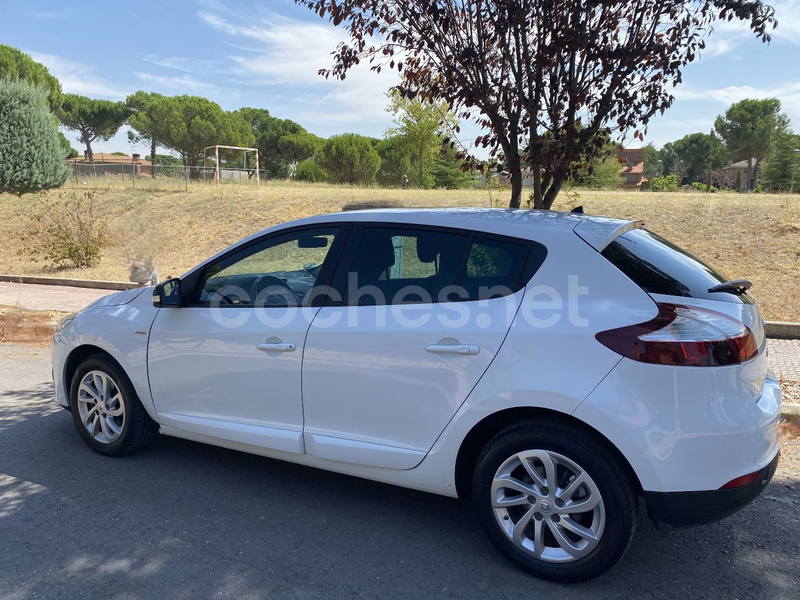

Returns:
327,222,548,307
184,222,354,308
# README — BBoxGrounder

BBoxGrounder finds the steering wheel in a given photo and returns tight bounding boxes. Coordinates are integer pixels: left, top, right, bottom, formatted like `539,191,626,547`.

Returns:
250,275,296,306
210,285,246,306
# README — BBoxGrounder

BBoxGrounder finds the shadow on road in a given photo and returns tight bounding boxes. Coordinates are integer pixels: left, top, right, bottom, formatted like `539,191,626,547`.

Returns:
0,377,798,599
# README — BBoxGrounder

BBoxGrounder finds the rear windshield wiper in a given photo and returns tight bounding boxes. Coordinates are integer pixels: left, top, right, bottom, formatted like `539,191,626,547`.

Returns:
708,279,752,295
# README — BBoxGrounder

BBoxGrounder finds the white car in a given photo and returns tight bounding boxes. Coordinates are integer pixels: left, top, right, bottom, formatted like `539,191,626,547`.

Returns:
52,208,780,581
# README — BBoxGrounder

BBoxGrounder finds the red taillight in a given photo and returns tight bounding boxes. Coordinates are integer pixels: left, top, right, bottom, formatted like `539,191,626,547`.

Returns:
720,471,760,489
596,303,758,367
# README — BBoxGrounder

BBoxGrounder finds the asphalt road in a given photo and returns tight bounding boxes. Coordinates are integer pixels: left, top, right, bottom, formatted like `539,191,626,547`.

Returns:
1,344,798,600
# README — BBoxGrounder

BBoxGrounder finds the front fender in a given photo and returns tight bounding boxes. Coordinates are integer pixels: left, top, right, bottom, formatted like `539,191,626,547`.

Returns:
55,301,160,421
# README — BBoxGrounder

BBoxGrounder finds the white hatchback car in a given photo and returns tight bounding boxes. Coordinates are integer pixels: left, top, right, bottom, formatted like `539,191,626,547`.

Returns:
52,208,781,581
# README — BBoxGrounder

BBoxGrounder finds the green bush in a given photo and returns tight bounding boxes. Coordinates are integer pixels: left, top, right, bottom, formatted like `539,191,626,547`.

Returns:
0,80,70,194
318,133,381,185
649,174,680,192
294,159,328,183
691,181,717,192
59,132,79,159
17,190,109,268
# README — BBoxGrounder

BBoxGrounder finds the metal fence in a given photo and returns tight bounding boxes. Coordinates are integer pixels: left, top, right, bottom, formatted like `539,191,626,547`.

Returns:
65,163,268,191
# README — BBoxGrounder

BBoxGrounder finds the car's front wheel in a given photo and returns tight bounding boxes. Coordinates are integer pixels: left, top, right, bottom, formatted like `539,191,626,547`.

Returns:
472,420,637,582
69,355,157,456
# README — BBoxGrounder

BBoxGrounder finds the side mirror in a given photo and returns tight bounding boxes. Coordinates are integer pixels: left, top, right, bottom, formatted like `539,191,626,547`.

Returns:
152,278,182,307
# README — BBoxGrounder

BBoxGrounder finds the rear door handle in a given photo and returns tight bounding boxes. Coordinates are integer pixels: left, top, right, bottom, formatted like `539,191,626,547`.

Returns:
257,342,296,353
425,344,480,356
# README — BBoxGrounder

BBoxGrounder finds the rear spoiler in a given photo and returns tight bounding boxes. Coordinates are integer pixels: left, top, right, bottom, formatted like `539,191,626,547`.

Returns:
573,218,645,252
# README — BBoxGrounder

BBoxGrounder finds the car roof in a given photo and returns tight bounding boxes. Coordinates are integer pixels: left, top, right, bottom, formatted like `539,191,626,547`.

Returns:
285,207,632,242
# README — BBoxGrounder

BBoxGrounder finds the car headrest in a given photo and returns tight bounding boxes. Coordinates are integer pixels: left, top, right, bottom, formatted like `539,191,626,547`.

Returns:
352,230,396,278
416,233,440,264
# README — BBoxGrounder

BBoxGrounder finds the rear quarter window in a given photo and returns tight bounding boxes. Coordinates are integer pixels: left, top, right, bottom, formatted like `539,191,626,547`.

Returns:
601,229,751,304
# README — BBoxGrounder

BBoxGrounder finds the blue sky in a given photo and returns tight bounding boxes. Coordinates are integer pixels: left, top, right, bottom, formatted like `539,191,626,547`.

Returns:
2,0,799,157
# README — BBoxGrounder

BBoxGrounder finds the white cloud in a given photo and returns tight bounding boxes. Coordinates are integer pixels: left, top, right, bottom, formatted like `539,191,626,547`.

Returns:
771,0,800,40
675,80,800,124
701,0,798,56
25,9,70,20
27,51,127,99
141,55,194,72
197,7,400,134
134,71,220,94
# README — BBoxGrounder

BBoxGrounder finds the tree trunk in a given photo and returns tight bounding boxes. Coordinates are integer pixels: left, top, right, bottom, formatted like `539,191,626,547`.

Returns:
508,162,523,208
542,178,562,210
747,157,754,191
418,146,424,187
151,139,157,178
85,136,94,163
531,164,544,209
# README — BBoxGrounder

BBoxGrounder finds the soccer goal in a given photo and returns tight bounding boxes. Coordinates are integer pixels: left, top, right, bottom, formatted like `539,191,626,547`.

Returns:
202,145,260,186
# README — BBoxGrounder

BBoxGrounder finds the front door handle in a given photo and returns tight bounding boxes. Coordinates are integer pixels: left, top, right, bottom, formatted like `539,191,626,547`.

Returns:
425,343,480,356
257,342,296,353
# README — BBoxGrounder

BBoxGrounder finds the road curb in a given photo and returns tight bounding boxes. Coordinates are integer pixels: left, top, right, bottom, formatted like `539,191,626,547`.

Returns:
0,274,140,291
766,322,800,340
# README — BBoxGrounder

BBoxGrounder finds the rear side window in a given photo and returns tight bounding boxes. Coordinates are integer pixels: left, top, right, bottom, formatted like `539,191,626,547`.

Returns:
462,238,528,300
341,226,545,305
602,229,749,303
345,226,469,305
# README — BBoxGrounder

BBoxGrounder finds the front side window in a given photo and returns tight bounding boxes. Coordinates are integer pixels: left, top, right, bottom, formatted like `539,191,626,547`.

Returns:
196,228,340,307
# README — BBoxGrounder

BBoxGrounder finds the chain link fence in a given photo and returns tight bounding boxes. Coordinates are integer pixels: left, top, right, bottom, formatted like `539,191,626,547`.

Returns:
65,163,268,191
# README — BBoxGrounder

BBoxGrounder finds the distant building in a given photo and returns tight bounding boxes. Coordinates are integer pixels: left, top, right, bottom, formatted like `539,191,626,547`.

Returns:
617,148,647,189
66,152,153,177
720,158,755,191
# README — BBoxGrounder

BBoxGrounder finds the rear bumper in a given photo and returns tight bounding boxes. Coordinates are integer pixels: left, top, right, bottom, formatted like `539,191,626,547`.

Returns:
644,450,779,528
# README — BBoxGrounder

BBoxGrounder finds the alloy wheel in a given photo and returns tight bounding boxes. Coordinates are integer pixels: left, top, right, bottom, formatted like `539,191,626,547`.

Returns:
491,449,605,563
76,370,126,444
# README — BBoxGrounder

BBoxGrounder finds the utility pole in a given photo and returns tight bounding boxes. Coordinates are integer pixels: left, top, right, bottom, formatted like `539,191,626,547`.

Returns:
791,149,800,194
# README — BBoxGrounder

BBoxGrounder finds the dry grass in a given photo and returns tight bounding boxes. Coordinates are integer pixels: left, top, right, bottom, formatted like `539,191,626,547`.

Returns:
1,181,798,321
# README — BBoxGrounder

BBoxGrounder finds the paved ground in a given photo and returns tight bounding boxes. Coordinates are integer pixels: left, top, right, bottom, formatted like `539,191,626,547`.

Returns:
769,339,800,382
0,282,112,313
0,344,798,600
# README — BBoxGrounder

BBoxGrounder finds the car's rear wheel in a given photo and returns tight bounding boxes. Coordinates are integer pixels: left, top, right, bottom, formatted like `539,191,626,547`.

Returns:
69,355,157,456
472,420,637,582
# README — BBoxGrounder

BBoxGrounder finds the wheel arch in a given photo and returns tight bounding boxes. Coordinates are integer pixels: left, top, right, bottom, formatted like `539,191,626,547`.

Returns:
64,345,122,397
454,407,643,499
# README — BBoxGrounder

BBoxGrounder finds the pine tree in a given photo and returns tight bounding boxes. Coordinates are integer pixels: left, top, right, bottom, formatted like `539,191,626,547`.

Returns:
0,80,70,194
761,131,800,192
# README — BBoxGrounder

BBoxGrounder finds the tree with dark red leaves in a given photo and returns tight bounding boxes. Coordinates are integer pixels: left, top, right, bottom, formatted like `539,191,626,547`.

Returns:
295,0,776,208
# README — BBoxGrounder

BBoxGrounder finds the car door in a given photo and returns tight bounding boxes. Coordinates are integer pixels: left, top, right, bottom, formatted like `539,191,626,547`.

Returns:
148,225,348,454
301,224,541,469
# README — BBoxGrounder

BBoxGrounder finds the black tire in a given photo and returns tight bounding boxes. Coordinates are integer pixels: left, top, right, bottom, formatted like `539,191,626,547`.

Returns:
472,419,637,582
69,354,158,457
